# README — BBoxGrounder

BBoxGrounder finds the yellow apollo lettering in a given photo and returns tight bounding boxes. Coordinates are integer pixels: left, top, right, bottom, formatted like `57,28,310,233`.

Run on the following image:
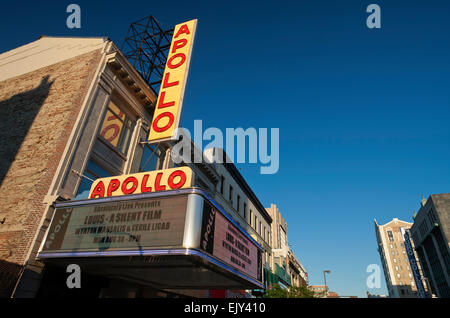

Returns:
148,19,197,143
88,167,194,199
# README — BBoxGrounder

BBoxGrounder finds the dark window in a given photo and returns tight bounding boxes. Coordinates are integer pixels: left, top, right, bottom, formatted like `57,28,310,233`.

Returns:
229,185,233,203
423,235,449,297
387,230,394,242
416,247,437,295
243,203,247,220
434,228,450,285
237,195,241,213
428,209,437,225
419,220,430,236
139,144,161,172
220,175,225,194
75,159,113,199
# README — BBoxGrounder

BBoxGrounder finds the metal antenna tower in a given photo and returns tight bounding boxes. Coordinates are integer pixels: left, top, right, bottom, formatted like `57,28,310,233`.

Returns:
121,16,174,93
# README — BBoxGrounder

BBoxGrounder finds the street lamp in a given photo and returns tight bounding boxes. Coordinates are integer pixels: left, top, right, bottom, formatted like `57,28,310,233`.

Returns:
323,270,331,293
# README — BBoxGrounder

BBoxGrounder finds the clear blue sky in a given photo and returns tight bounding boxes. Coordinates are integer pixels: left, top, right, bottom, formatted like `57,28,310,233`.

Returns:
2,0,450,298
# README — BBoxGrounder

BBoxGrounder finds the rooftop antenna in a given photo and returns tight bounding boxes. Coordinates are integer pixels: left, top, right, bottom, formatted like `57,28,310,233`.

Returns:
121,16,174,93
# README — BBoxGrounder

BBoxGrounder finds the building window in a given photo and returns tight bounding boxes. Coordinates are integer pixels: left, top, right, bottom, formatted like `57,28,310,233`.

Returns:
419,220,429,236
387,230,394,242
220,175,225,195
99,100,133,154
139,144,161,172
75,159,113,199
428,209,437,224
237,195,241,213
249,210,253,228
243,203,247,220
229,185,233,204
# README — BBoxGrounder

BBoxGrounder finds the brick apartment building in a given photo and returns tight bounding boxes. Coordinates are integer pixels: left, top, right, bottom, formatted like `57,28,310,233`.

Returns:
374,218,427,298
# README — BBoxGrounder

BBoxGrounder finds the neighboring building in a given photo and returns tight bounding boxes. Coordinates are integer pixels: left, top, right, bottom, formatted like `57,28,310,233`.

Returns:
0,36,270,298
410,194,450,298
309,285,343,298
374,218,426,298
366,291,387,298
265,203,307,290
308,285,337,298
327,291,339,298
309,284,327,296
287,247,308,287
266,204,290,288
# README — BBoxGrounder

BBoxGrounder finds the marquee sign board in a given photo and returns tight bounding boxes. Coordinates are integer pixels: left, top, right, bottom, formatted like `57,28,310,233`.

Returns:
200,200,263,282
42,195,188,253
39,188,264,289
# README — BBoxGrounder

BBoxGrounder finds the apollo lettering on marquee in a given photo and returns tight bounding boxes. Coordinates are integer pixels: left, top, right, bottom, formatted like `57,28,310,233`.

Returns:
88,167,194,199
148,19,197,143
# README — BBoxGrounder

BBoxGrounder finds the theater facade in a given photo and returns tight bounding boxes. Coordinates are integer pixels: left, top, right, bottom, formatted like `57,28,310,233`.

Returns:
0,21,273,298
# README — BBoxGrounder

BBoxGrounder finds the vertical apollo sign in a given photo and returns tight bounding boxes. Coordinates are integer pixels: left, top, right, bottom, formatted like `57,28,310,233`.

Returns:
148,19,197,143
401,228,427,298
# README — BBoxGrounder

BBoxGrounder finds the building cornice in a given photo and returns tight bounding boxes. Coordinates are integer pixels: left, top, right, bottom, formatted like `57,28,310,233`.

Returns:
104,42,157,115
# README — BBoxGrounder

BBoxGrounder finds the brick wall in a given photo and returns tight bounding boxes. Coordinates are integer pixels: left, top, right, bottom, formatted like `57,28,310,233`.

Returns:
0,48,102,297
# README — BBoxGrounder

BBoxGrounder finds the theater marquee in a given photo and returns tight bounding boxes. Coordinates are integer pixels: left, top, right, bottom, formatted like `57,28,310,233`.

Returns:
200,201,262,282
38,188,264,290
42,195,188,253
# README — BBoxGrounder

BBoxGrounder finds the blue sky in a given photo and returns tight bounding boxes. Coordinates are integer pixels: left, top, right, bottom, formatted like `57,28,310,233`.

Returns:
1,0,450,297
